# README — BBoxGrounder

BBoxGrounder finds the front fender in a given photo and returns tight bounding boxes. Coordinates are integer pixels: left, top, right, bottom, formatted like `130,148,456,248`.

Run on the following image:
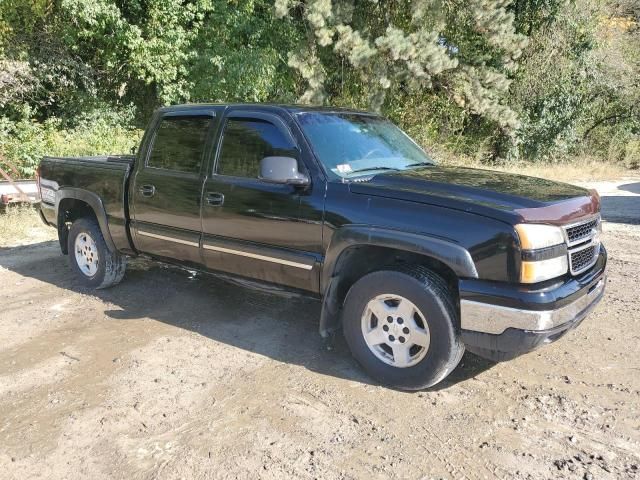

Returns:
321,225,478,292
318,225,478,337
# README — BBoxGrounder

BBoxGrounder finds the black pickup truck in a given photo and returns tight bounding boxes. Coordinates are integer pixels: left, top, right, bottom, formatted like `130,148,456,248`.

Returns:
38,104,606,389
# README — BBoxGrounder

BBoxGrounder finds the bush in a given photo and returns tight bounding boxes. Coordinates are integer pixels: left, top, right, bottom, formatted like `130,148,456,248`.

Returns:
0,106,142,178
623,139,640,169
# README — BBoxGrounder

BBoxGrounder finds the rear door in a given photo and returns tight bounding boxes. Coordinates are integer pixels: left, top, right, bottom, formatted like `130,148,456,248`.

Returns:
131,110,218,264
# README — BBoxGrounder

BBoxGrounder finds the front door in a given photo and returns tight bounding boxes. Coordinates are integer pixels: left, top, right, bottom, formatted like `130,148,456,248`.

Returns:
200,111,323,292
131,112,216,264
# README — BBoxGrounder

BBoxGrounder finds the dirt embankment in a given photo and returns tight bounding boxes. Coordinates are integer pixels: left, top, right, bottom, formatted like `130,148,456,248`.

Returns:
0,180,639,479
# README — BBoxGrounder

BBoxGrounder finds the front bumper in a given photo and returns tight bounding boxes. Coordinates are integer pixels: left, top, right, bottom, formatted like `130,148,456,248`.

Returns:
459,247,607,362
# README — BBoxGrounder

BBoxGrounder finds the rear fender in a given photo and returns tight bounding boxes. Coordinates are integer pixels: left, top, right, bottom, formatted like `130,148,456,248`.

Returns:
55,188,117,253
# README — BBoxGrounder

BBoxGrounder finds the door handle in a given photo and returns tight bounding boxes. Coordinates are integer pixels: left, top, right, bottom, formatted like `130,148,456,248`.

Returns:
206,192,224,206
139,184,156,197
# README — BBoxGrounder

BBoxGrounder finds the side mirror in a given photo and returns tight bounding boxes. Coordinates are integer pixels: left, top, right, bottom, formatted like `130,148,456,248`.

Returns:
259,156,309,186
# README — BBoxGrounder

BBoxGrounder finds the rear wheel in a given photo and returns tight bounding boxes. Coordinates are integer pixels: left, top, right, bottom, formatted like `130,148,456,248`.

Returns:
342,267,464,390
67,217,126,289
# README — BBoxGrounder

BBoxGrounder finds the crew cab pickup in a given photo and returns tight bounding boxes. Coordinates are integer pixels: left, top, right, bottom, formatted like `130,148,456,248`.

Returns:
38,104,607,389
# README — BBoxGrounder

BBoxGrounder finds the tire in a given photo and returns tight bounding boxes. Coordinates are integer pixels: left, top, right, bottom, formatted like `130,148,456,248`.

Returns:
67,217,127,289
342,266,464,390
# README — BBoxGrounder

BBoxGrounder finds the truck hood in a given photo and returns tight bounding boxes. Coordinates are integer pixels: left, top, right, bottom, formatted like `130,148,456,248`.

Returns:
348,166,599,225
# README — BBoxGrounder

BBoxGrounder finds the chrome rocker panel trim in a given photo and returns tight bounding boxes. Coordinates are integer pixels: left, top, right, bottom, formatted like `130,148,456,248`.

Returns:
460,278,605,335
202,244,314,270
137,230,200,247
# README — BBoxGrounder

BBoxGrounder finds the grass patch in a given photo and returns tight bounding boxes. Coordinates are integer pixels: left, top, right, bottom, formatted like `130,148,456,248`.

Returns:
491,159,630,182
436,154,633,182
0,205,57,247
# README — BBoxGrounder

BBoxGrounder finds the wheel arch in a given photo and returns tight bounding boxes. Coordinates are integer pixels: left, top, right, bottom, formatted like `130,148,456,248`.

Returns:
319,226,478,337
55,189,116,255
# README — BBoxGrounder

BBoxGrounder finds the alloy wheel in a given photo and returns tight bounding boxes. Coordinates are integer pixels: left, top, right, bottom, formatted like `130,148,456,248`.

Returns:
360,294,430,368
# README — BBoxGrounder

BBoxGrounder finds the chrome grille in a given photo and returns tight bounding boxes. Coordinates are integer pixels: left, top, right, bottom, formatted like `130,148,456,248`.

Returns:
563,215,600,275
569,244,596,273
565,218,599,245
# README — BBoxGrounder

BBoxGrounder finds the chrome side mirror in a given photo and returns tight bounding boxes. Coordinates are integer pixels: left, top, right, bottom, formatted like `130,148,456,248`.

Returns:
259,156,309,186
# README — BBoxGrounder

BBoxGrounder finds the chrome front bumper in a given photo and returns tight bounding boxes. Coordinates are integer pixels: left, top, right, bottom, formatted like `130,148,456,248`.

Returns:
460,278,606,335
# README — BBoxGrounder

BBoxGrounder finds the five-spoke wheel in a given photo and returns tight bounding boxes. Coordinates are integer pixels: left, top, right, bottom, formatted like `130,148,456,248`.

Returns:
67,217,126,289
74,231,100,277
342,267,464,390
361,294,430,368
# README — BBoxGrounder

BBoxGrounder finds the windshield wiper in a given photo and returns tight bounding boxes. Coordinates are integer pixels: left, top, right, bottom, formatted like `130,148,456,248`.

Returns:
404,162,435,168
347,166,400,175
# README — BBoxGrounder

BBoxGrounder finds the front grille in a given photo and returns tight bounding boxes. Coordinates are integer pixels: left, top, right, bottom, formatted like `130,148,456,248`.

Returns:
569,245,597,274
563,216,600,275
565,218,599,245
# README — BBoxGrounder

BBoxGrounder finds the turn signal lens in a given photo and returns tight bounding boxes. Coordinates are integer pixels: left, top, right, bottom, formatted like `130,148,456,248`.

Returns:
521,256,569,283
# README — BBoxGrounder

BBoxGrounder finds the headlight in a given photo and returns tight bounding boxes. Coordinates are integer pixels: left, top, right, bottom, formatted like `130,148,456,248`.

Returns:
515,224,565,250
515,224,568,283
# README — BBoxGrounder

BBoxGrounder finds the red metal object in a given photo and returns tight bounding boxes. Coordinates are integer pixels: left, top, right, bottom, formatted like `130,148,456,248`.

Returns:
0,156,39,206
35,165,42,200
0,167,30,202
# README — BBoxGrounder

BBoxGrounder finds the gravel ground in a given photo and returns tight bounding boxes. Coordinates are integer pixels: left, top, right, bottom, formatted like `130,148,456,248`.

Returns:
0,180,639,479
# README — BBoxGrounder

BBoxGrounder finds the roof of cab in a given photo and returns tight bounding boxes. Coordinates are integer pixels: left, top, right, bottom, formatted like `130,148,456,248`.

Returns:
157,103,375,116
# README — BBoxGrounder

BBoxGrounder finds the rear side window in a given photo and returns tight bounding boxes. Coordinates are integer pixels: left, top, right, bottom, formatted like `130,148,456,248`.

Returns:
147,116,211,174
217,118,297,178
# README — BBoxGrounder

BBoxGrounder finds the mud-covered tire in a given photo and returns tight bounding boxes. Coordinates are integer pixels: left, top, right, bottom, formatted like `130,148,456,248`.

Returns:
67,217,126,289
342,267,464,390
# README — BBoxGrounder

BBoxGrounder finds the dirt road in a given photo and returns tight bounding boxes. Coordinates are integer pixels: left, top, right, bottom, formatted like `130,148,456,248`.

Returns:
1,180,639,479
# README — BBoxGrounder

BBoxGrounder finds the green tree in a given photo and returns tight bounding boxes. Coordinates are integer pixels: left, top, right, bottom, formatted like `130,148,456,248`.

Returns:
187,0,302,103
1,0,638,174
276,0,527,131
511,0,639,161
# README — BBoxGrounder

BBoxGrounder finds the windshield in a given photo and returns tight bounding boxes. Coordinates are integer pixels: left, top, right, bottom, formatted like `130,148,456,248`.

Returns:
296,112,435,178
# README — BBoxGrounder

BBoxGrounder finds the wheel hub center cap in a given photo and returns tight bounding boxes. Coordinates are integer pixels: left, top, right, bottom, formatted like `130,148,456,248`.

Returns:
382,316,412,343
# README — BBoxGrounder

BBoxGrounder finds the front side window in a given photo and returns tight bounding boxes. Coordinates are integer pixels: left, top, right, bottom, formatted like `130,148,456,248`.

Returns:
296,112,434,178
147,116,211,174
217,118,298,178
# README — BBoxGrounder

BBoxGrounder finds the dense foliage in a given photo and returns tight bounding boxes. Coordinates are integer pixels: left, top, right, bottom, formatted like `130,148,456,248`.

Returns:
0,0,638,177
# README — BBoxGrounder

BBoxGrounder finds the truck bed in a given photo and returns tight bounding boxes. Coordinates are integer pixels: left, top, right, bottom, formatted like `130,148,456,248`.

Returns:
39,154,136,252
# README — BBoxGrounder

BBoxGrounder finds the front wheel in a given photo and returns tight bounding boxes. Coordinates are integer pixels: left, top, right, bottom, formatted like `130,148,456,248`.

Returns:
342,267,464,390
67,217,126,289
